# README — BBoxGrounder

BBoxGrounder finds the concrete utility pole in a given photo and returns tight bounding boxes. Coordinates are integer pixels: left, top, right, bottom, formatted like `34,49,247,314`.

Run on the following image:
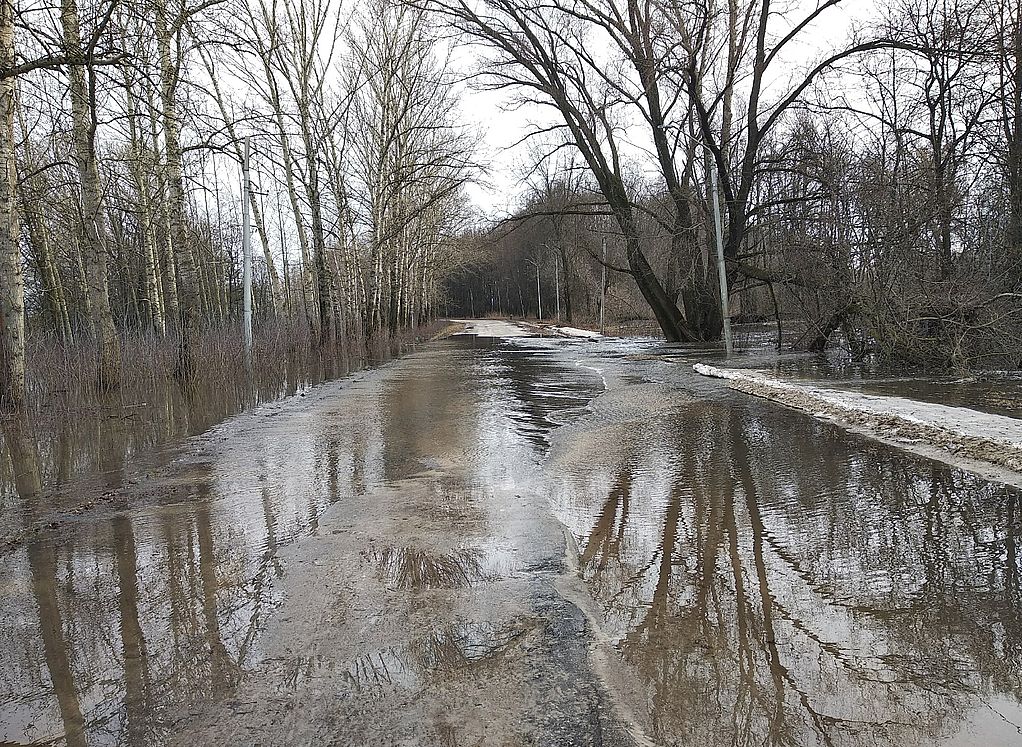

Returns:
242,138,253,359
554,254,560,321
535,257,542,319
708,164,733,355
599,236,607,334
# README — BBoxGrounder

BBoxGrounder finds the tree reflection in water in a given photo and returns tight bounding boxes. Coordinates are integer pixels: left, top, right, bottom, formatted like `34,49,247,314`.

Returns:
555,401,1022,746
0,378,385,745
4,336,1022,746
0,335,595,746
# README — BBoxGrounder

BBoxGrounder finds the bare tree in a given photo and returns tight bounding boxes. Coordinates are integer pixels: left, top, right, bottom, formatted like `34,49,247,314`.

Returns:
0,0,22,410
418,0,702,341
60,0,121,386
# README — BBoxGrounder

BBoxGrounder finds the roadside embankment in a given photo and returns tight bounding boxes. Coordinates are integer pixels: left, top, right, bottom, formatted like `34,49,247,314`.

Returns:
694,363,1022,487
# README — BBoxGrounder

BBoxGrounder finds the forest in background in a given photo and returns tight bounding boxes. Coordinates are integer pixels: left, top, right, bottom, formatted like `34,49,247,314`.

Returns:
1,0,475,415
2,0,1021,424
442,0,1022,369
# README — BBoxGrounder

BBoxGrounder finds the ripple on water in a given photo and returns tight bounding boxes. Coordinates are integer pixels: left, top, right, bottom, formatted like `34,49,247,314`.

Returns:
548,364,1022,747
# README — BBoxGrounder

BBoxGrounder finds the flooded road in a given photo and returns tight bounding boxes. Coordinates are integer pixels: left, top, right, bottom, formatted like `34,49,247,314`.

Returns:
2,324,1022,745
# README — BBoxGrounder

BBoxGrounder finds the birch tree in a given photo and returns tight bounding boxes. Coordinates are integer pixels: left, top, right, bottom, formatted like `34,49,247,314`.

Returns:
350,0,473,335
153,0,223,378
0,0,22,410
60,0,121,386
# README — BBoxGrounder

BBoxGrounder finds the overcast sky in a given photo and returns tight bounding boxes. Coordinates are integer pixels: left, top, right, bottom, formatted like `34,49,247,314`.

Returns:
457,0,879,216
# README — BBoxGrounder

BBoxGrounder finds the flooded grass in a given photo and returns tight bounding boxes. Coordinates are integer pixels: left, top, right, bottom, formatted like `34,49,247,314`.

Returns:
2,322,442,507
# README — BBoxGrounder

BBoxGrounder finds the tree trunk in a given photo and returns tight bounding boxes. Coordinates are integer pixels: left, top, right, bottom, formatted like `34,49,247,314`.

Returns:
273,109,318,337
16,104,73,342
21,184,72,341
0,1,23,411
156,5,201,379
61,0,121,387
305,145,332,344
617,210,699,343
145,84,179,332
123,68,164,335
805,306,851,353
1006,1,1022,276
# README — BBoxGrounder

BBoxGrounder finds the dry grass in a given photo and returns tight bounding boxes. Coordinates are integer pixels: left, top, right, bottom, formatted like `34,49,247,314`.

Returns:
20,318,449,419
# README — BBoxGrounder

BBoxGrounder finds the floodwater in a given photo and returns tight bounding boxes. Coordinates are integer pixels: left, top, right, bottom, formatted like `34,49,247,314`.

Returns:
1,328,1021,745
762,354,1022,420
824,376,1022,419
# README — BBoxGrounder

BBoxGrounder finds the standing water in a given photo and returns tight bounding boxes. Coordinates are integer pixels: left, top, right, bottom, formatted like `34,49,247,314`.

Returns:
1,327,1020,746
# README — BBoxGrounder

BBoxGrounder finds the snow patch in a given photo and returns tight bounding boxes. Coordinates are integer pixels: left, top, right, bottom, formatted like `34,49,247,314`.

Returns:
694,363,1022,477
549,326,603,339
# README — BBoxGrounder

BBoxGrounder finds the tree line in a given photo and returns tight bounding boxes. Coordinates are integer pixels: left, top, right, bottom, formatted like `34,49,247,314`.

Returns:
432,0,1022,368
0,0,475,413
2,0,1019,421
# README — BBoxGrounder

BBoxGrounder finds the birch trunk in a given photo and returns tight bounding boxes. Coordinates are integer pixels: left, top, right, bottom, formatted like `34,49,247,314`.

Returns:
155,4,201,378
123,68,164,335
16,103,73,341
61,0,121,387
0,0,23,411
299,118,332,344
20,176,72,341
271,100,317,335
145,84,179,332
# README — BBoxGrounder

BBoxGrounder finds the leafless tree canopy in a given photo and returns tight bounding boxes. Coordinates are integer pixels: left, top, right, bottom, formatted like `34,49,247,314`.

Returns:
427,0,1022,367
0,0,476,412
0,0,1019,414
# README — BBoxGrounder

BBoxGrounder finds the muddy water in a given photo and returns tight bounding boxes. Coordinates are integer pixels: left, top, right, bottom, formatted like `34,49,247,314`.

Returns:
550,347,1022,746
0,344,376,534
2,330,1022,746
0,335,610,746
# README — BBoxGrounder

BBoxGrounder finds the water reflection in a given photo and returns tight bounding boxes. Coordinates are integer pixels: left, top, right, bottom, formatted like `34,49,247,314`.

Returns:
0,350,384,745
0,344,381,537
261,619,531,703
364,546,487,589
6,330,1022,746
0,335,601,746
551,393,1022,746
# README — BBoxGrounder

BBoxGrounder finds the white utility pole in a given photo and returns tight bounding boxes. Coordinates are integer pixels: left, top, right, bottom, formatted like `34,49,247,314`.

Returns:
535,258,542,319
708,164,733,355
599,236,607,334
554,254,560,321
242,138,253,358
